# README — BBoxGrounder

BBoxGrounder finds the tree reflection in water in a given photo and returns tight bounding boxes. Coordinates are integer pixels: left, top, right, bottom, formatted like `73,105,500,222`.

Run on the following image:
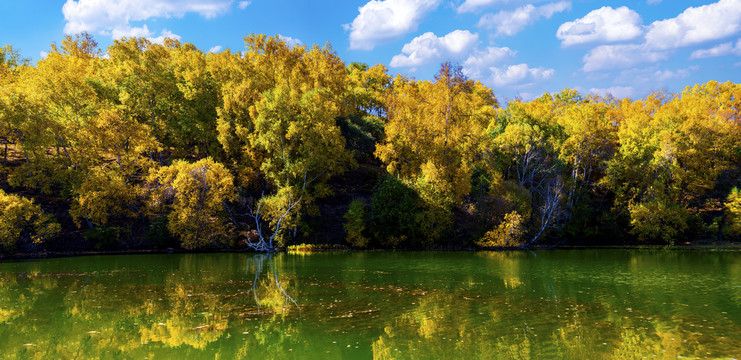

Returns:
246,254,299,315
0,251,740,359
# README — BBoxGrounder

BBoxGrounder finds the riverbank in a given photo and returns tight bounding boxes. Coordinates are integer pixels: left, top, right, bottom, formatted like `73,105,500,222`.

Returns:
4,241,741,261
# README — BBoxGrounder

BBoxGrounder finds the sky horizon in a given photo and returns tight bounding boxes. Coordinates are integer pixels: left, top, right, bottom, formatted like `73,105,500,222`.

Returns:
2,0,741,102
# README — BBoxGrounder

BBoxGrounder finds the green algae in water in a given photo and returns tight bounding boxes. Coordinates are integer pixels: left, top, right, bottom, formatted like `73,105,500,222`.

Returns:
0,250,740,359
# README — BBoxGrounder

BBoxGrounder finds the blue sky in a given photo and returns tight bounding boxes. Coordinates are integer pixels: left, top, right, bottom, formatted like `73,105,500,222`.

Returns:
2,0,740,101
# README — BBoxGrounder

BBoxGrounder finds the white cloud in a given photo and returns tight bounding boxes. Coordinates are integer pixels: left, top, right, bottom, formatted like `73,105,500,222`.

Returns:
346,0,441,50
490,63,554,87
238,1,250,9
457,0,499,13
582,44,669,72
39,51,48,60
457,0,553,14
208,45,223,53
615,66,696,84
645,0,741,50
556,6,643,47
389,30,479,67
278,35,302,47
462,46,516,79
589,86,634,98
110,25,181,43
111,25,153,39
477,1,571,37
149,29,182,44
63,0,232,35
690,39,741,59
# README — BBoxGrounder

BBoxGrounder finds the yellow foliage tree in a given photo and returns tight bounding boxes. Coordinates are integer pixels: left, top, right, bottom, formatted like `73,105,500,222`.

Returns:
376,63,498,240
724,187,741,238
70,166,139,228
477,211,526,247
144,158,236,249
0,189,60,251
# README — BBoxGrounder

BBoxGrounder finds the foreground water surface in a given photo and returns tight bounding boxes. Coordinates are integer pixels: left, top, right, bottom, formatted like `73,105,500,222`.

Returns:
1,250,740,359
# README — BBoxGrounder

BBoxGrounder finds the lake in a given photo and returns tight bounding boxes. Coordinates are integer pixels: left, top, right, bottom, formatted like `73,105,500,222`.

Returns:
1,250,739,359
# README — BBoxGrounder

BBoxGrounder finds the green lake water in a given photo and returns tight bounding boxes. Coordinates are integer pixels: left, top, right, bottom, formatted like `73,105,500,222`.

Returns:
1,250,740,359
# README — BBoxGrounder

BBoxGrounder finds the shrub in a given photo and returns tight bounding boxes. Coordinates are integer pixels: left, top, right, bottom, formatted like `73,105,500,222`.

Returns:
146,214,178,249
0,189,60,251
628,198,689,242
344,199,369,248
370,175,421,247
83,225,119,250
724,187,741,238
476,211,526,248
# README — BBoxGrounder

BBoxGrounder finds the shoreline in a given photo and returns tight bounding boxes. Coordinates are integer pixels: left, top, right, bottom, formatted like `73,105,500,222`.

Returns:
2,242,740,261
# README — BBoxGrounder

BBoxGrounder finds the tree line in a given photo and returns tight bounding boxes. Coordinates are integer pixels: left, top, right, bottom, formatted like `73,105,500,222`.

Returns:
0,34,740,252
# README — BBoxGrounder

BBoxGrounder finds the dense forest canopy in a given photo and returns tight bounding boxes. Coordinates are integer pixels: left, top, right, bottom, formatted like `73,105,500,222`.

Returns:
0,33,740,252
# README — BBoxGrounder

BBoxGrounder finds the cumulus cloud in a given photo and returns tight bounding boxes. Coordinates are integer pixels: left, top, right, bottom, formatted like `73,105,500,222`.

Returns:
490,63,554,87
110,25,181,43
208,45,223,53
477,1,571,37
645,0,741,50
457,0,497,13
582,44,669,72
556,6,643,47
63,0,231,40
346,0,441,50
149,29,182,44
387,28,534,88
690,39,741,59
457,0,554,14
238,1,250,9
614,66,697,84
589,86,634,98
462,46,516,79
389,30,479,67
111,25,154,39
277,35,302,47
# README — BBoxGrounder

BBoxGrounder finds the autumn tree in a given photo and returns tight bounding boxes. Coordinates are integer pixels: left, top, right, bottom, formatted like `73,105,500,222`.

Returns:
0,45,28,165
69,165,141,229
144,158,236,249
604,83,741,241
0,189,60,251
209,35,353,244
376,62,498,242
724,187,741,238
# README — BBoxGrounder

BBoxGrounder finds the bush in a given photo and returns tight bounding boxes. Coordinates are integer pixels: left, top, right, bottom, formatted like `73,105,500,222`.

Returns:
0,189,60,251
724,187,741,238
628,198,689,243
476,211,526,248
147,214,178,249
83,225,119,250
370,175,421,247
344,199,369,248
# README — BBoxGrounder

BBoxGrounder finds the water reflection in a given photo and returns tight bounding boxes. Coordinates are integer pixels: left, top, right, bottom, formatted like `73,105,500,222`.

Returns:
0,251,739,359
